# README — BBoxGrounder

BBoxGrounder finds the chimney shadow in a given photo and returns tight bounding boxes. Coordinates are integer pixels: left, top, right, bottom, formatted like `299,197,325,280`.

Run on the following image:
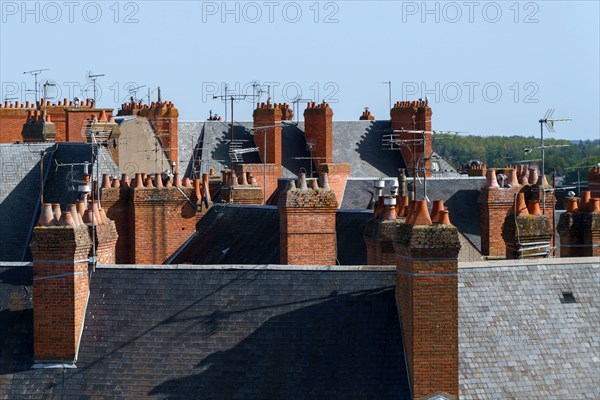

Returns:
0,267,33,374
355,121,406,177
147,287,409,399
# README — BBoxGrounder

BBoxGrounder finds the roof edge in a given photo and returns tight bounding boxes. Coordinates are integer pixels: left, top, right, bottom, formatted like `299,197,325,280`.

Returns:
97,264,396,272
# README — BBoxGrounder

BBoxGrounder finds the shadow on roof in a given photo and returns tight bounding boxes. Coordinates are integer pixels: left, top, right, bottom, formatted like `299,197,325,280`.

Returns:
148,286,409,400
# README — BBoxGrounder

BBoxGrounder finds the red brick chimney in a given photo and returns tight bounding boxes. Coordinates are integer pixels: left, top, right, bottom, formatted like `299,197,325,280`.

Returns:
479,168,521,258
558,194,600,257
304,101,334,168
501,193,552,259
253,101,282,165
30,204,92,362
100,173,198,264
393,202,461,399
390,100,432,178
100,175,133,264
130,173,197,264
364,196,401,265
279,173,338,265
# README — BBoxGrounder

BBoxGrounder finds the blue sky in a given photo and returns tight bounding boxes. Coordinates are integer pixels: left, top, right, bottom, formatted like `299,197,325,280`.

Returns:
1,1,599,140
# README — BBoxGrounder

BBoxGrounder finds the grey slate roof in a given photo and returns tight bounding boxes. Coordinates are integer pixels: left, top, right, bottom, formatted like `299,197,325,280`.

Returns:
458,260,600,399
43,142,119,206
0,144,53,261
0,265,410,399
0,142,118,262
178,121,312,178
2,260,598,399
173,205,372,265
179,120,457,179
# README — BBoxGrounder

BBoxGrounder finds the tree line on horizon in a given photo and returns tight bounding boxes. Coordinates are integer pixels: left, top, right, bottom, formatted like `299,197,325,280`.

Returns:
433,134,599,183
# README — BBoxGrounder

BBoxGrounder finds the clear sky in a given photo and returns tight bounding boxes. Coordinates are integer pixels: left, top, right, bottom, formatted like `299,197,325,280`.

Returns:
1,1,599,140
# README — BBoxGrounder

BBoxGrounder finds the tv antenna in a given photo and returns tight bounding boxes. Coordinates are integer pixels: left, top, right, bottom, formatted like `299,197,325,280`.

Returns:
538,109,572,213
213,90,260,163
128,85,147,101
292,97,312,124
87,72,105,103
380,81,392,111
23,68,49,103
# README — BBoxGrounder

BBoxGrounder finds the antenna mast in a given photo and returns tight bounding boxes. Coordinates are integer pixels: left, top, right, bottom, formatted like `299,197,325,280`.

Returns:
538,109,572,213
88,72,105,104
23,68,49,103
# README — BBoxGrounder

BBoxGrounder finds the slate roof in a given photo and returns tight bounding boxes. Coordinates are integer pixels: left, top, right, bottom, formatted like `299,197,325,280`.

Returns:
43,142,119,206
173,205,372,265
0,143,119,262
2,259,598,399
458,259,600,399
178,121,312,178
0,144,53,261
0,265,409,399
178,120,457,179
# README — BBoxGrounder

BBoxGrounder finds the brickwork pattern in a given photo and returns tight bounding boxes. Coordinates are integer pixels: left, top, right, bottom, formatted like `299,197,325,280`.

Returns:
478,186,520,257
30,224,91,361
236,163,281,203
304,102,334,168
253,103,282,165
364,218,402,265
390,101,433,178
131,187,196,264
318,163,350,208
394,223,461,399
279,188,338,265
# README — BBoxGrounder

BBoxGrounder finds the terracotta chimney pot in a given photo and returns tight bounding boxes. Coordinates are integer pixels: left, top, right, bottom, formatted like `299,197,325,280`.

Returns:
514,192,529,216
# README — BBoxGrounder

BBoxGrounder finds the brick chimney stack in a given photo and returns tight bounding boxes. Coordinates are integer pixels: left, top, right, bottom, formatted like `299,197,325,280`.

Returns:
501,192,552,259
390,100,432,177
364,196,402,265
100,173,198,264
557,193,600,257
253,101,283,165
279,172,338,265
393,201,461,399
30,204,92,362
479,168,521,258
304,101,334,168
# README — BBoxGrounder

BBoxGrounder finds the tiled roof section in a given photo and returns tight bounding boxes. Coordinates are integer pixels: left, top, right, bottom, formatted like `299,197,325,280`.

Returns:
341,177,484,251
177,121,312,178
173,205,372,265
459,261,600,399
0,267,410,399
0,144,53,261
43,142,119,206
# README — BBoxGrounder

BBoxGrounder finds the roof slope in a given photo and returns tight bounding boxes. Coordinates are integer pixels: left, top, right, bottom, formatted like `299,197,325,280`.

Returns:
0,144,53,261
178,121,312,178
459,260,600,399
173,205,372,265
179,120,410,179
43,142,119,206
0,266,410,399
